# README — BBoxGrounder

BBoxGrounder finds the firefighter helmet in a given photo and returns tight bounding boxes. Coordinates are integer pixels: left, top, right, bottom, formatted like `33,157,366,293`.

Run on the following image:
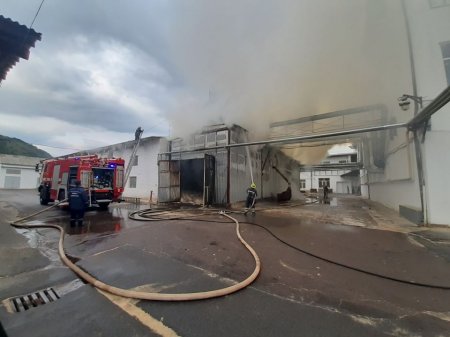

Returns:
251,182,256,188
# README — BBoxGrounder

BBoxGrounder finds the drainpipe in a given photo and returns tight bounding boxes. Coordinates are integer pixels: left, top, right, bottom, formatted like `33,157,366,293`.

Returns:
401,0,427,224
227,129,231,206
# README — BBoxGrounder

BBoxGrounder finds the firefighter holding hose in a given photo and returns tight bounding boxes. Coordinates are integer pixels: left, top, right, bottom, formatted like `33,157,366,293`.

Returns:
69,180,88,227
244,182,257,215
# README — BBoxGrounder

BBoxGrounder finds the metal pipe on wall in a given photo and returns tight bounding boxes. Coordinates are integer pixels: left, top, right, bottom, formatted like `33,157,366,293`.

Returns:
159,123,407,156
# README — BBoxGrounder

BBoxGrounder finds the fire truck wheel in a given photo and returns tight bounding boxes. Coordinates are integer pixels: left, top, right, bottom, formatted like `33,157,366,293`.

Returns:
99,203,110,211
58,190,65,201
39,188,49,205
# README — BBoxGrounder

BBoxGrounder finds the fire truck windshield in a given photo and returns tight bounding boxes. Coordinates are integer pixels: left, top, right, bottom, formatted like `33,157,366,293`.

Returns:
92,168,114,189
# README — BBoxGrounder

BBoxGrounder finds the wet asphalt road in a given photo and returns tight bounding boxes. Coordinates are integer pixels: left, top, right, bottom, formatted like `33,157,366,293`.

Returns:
1,189,450,337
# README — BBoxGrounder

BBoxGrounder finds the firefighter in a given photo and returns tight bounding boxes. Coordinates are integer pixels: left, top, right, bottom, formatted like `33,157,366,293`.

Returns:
135,126,143,141
69,180,88,227
323,184,329,200
244,182,257,215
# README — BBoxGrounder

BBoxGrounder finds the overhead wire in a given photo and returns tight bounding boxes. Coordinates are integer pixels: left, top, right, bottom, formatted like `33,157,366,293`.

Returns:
29,0,46,30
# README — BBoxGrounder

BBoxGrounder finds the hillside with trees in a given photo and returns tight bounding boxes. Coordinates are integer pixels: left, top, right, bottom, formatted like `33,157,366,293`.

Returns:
0,135,52,158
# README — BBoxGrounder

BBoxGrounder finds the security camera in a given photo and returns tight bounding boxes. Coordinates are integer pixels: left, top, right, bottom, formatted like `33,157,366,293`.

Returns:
398,95,410,111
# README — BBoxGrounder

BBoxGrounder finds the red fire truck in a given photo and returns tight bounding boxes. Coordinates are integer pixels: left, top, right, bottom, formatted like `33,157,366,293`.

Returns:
37,155,125,209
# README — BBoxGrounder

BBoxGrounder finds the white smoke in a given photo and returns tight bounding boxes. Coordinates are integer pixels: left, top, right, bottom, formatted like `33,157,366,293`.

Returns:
164,0,412,163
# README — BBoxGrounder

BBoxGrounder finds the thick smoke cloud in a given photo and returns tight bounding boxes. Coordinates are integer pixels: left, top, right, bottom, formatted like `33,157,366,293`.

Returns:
165,0,413,145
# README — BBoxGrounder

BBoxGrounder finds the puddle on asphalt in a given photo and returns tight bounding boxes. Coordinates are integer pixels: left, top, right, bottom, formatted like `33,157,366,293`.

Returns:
320,197,338,206
15,203,150,238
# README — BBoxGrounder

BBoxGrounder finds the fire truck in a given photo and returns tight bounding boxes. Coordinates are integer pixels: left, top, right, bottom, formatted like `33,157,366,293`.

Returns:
37,155,125,209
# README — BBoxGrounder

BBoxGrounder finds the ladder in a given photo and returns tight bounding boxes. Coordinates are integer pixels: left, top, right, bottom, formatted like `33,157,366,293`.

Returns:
123,130,143,188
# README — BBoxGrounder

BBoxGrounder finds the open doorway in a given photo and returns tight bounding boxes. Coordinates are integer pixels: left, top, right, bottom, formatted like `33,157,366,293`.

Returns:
180,154,215,205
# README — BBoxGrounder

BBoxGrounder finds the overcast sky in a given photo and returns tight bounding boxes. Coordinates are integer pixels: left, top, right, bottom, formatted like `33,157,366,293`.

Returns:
1,1,412,157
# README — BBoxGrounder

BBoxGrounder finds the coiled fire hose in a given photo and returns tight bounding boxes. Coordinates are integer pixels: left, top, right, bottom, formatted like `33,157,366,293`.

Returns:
10,201,261,301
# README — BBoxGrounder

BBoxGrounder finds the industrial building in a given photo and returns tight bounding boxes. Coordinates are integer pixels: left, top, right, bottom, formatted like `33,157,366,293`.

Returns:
265,1,450,226
300,146,361,194
363,1,450,225
158,124,301,206
73,136,166,202
0,154,44,189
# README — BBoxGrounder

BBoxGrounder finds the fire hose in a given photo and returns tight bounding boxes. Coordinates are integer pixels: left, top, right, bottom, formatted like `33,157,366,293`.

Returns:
10,201,261,301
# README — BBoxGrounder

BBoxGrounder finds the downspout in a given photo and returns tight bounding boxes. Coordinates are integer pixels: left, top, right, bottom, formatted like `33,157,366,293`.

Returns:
227,129,231,206
401,0,427,224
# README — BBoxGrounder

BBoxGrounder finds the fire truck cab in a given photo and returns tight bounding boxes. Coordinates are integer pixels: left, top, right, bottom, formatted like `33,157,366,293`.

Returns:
37,155,125,209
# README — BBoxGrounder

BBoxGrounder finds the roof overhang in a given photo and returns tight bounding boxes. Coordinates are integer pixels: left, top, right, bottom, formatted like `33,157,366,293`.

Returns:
0,15,42,83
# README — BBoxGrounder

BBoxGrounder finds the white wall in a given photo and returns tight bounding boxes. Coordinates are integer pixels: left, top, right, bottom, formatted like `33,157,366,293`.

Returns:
407,1,450,224
0,165,40,189
364,2,450,225
424,131,450,224
124,140,161,200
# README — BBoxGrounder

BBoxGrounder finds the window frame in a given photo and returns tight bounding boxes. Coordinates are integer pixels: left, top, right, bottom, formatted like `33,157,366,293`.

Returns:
318,178,330,188
129,176,137,188
441,41,450,85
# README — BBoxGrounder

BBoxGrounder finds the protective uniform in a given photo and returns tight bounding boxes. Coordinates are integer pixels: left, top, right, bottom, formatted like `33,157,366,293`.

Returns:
135,127,143,141
69,181,88,226
245,183,257,214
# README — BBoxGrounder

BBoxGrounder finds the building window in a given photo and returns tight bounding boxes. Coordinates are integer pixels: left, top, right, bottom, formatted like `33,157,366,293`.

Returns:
318,178,330,188
5,168,21,175
441,41,450,85
300,179,306,189
429,0,450,8
339,160,347,164
133,155,139,166
129,176,137,188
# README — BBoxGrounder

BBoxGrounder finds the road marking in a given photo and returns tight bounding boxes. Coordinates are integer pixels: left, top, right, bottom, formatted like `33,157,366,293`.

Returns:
98,289,181,337
92,244,130,256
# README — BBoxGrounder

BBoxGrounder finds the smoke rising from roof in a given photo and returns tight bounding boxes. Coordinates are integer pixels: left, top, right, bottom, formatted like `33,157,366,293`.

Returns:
165,0,412,163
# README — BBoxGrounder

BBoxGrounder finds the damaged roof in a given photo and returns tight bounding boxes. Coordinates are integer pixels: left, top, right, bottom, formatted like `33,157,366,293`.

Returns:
0,15,42,83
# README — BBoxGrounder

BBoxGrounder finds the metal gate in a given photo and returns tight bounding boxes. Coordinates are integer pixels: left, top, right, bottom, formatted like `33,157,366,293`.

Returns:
158,160,180,203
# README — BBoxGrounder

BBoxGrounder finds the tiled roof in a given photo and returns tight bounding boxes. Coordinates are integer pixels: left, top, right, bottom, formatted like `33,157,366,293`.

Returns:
0,15,42,82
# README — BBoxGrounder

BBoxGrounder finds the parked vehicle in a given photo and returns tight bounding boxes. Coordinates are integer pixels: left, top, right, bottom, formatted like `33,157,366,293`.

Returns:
37,155,125,209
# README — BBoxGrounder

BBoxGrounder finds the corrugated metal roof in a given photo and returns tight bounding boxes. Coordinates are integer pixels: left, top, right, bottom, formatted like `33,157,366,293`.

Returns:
0,15,42,82
0,154,44,167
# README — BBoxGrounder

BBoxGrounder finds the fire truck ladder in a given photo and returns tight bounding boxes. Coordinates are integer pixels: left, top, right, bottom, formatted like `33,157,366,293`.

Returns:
123,131,142,188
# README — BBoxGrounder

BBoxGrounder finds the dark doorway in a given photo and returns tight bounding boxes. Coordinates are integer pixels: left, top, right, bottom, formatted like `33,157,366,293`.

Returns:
180,158,204,204
180,155,215,205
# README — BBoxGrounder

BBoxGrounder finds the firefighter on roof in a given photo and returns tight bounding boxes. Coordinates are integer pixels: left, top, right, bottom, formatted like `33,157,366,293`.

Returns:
135,126,143,141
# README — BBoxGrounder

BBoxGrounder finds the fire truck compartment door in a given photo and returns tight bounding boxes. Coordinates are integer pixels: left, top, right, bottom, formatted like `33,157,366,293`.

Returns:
116,165,124,188
52,165,60,187
80,170,92,188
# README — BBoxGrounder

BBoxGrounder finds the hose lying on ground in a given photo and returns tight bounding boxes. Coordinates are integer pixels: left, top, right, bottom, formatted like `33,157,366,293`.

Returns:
10,203,261,301
130,207,450,290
